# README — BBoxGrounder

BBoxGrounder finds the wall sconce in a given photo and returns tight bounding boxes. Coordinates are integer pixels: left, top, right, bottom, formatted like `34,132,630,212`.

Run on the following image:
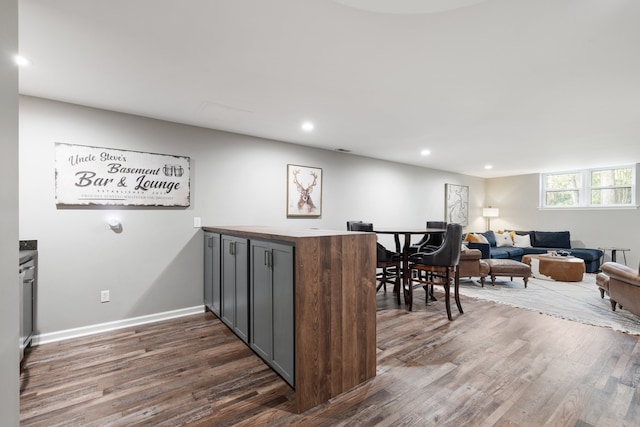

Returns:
482,207,499,231
108,217,122,233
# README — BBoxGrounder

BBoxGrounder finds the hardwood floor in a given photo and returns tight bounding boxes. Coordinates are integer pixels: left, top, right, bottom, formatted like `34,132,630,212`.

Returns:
20,288,640,426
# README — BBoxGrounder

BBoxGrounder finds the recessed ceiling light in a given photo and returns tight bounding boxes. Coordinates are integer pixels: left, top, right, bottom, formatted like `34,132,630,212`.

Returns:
484,165,493,170
301,121,314,132
420,149,431,156
14,55,30,67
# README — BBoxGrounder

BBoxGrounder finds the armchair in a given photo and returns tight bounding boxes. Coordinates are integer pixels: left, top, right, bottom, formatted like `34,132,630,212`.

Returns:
601,262,640,316
458,248,489,286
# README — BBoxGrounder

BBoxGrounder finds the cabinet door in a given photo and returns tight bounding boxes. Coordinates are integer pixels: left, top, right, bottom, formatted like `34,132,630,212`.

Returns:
250,241,273,361
234,238,249,343
221,235,237,330
203,232,221,316
250,240,294,387
271,243,294,386
221,235,249,343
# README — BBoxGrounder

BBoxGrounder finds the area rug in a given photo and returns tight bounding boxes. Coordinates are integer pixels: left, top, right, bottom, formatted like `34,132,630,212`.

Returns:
457,273,640,336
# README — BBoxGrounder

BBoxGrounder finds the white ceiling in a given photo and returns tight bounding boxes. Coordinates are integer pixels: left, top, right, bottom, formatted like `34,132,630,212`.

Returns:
18,0,640,178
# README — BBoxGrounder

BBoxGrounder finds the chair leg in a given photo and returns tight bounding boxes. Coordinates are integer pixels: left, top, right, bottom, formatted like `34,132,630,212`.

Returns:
396,267,402,305
444,269,452,321
454,266,463,314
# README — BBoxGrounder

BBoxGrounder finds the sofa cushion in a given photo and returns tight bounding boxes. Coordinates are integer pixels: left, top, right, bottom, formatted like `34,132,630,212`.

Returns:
489,248,511,259
521,247,548,256
491,247,525,259
481,231,497,247
533,231,571,249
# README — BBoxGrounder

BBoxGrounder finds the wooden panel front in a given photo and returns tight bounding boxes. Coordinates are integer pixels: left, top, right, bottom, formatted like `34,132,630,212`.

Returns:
294,233,376,412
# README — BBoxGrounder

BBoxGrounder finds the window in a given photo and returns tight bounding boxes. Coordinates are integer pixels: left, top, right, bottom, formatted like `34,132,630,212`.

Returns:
541,165,636,208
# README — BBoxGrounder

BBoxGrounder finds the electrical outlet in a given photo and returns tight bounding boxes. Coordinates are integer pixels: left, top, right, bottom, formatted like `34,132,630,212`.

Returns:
101,290,110,303
193,217,202,228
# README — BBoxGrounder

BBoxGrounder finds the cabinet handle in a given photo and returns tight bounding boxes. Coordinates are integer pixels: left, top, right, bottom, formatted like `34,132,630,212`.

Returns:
264,250,273,267
229,241,235,255
207,237,213,248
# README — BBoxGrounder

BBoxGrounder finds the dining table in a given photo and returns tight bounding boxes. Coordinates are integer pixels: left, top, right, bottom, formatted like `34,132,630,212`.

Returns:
373,227,446,310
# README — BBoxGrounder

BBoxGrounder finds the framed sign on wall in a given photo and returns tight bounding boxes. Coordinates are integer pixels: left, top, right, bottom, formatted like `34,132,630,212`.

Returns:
286,164,322,217
55,143,191,207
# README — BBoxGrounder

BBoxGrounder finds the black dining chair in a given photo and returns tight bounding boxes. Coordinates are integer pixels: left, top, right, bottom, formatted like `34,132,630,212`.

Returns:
409,221,447,254
409,223,463,320
350,222,401,293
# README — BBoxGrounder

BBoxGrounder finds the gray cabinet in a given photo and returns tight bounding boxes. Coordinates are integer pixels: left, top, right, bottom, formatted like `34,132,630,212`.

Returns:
203,232,221,316
19,255,36,363
221,235,249,343
250,240,295,386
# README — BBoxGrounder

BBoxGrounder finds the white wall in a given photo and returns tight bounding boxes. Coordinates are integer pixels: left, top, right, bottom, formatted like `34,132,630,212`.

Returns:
1,0,20,424
487,173,640,268
19,96,485,335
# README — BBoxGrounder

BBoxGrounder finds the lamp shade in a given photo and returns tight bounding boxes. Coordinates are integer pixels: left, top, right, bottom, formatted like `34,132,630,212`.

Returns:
482,207,499,218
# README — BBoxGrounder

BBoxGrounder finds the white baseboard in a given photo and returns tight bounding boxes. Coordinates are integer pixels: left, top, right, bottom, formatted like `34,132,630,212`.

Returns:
31,305,205,346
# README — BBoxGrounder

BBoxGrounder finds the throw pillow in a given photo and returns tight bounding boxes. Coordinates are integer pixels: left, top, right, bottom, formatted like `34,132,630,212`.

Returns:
474,233,489,244
513,233,532,248
494,231,513,247
464,233,479,243
464,233,488,244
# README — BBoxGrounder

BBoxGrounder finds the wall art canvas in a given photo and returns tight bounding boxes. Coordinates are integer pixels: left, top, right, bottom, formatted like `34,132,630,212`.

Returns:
445,183,469,225
55,143,190,207
287,164,322,217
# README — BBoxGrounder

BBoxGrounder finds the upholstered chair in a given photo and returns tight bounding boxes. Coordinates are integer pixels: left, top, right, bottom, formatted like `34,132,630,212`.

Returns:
601,262,640,316
349,221,401,294
409,223,463,320
410,221,447,254
458,248,490,286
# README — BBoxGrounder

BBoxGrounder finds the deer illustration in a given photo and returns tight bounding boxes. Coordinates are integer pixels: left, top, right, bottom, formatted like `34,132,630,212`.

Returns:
292,169,318,213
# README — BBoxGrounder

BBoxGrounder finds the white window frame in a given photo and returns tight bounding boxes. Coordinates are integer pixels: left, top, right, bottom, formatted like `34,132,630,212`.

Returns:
540,165,636,209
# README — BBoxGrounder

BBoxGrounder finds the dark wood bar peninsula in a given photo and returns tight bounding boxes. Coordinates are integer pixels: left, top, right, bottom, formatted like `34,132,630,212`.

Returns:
202,225,377,413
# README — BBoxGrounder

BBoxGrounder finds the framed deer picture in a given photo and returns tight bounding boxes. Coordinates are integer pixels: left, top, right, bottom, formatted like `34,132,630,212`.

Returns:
287,164,322,217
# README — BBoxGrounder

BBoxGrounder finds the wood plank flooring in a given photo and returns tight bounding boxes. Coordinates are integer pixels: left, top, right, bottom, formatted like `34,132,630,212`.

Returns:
20,288,640,426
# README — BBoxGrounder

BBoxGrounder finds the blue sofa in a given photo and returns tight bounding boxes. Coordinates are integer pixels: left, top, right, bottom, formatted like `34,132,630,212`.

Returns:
465,230,603,273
